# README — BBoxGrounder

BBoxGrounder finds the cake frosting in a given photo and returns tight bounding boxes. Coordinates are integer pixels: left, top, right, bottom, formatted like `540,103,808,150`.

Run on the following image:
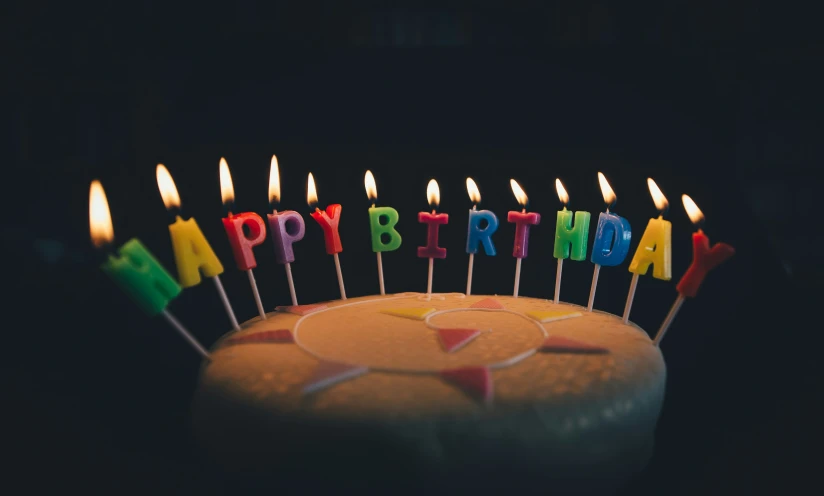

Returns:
192,293,666,492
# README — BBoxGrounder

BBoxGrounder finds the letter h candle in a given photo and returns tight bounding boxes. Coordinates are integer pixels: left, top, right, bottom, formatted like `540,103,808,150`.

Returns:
553,179,590,303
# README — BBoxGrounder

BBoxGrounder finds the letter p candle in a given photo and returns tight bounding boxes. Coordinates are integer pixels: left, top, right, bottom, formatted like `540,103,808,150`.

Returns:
267,155,306,306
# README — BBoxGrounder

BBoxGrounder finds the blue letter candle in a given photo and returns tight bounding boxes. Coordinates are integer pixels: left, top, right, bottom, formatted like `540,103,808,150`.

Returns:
590,212,632,266
466,209,499,256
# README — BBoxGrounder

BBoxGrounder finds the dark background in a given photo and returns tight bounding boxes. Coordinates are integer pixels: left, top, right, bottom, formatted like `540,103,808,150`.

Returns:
9,1,819,494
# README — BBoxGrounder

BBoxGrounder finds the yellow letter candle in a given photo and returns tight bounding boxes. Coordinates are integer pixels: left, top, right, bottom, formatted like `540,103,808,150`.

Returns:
156,164,240,331
622,178,672,324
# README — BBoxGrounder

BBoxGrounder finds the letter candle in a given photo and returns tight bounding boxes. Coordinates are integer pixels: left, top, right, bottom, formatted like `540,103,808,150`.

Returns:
307,172,347,300
507,179,540,298
465,178,499,296
587,172,632,311
553,179,591,303
417,179,448,298
364,170,402,295
652,195,734,346
268,155,305,306
90,180,210,358
156,164,240,331
622,178,671,324
219,158,267,320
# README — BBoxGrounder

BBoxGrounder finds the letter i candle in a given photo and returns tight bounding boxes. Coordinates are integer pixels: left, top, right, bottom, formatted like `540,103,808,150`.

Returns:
155,164,241,331
417,179,448,298
507,179,540,297
268,155,305,306
553,179,591,303
364,170,402,295
307,172,347,300
464,178,498,296
89,180,210,358
623,178,672,324
653,195,734,346
587,172,632,311
219,158,268,320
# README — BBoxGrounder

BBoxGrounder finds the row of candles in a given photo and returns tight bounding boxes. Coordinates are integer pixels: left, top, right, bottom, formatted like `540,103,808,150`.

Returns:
89,155,734,360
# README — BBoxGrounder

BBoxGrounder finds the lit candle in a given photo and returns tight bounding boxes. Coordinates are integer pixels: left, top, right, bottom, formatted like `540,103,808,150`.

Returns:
587,172,632,311
417,179,448,298
653,195,735,346
307,172,347,300
156,164,240,331
219,158,268,320
507,179,540,298
622,178,671,324
89,180,209,359
465,177,499,296
553,179,591,303
364,171,402,295
267,155,305,306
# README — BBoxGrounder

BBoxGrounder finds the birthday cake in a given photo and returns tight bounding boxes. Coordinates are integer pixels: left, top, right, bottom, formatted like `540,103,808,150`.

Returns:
192,293,666,493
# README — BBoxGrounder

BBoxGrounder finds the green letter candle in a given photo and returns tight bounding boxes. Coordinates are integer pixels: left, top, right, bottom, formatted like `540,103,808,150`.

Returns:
368,206,402,252
102,239,183,315
554,209,591,260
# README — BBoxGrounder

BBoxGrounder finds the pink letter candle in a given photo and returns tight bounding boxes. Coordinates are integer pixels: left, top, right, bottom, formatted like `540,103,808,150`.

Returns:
508,179,541,297
418,179,448,297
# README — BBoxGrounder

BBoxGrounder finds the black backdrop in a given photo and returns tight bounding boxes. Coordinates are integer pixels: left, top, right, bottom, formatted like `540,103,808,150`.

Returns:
9,1,818,494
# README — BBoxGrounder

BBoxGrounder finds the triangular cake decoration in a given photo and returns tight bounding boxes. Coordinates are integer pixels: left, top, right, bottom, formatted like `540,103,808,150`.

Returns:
469,298,505,310
539,336,609,354
224,329,293,346
526,310,582,323
379,307,436,320
302,361,369,395
276,303,328,316
437,328,481,353
440,366,493,405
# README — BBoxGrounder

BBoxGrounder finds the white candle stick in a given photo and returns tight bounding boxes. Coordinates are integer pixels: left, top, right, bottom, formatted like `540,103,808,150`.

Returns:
554,259,564,303
246,269,266,320
427,257,434,297
161,310,211,359
211,275,240,331
284,262,298,306
622,273,640,324
333,253,347,300
376,251,386,295
466,253,475,296
513,257,522,297
586,264,601,311
653,295,685,346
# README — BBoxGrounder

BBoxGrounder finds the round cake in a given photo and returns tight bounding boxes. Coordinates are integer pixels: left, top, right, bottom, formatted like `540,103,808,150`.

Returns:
192,293,666,493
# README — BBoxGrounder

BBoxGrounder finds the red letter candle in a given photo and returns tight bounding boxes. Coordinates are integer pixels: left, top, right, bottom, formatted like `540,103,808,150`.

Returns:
268,155,305,306
508,179,541,297
307,172,347,299
418,179,448,297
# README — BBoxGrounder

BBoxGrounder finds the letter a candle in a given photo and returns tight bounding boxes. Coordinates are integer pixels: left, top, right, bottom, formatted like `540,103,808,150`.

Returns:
364,170,402,295
587,172,632,311
465,177,499,296
156,164,241,331
89,180,210,358
553,179,591,303
623,178,671,324
219,158,268,320
652,195,734,346
268,155,305,306
507,179,540,298
307,172,347,300
417,179,448,298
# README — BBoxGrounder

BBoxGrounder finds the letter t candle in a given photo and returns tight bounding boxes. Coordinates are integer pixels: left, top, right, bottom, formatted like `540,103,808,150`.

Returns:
653,195,734,346
307,172,347,300
507,179,540,297
417,179,448,298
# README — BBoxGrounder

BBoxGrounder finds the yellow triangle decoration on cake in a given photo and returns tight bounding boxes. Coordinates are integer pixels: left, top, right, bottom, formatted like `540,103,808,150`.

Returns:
526,310,582,323
380,307,436,320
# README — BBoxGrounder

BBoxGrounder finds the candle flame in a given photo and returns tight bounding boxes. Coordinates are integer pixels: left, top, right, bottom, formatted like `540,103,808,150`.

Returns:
307,172,318,207
427,179,440,209
466,177,481,205
555,179,569,205
681,194,705,225
597,172,616,206
268,155,281,205
89,180,114,247
510,179,528,207
647,178,669,213
364,170,377,202
156,164,181,210
219,157,235,206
